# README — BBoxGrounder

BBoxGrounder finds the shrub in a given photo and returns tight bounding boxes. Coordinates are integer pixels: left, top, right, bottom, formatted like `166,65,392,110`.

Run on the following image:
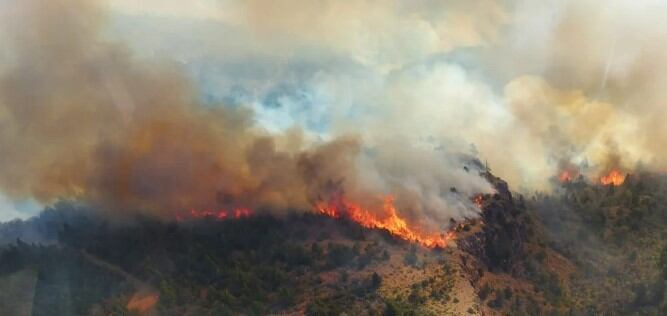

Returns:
479,283,492,301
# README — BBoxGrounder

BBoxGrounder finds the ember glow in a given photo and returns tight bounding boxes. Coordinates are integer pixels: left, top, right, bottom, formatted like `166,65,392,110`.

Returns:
558,170,579,183
315,196,454,248
472,194,485,209
600,170,626,186
126,292,159,313
176,208,252,221
177,198,459,248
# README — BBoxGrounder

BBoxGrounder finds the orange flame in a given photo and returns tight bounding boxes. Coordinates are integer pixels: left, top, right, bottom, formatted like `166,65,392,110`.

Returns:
315,196,454,248
175,198,460,249
558,170,577,183
127,292,159,314
176,207,252,221
600,169,626,186
472,194,485,208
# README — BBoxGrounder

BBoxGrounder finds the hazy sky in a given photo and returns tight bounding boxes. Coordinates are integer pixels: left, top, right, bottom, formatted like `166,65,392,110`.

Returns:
106,0,228,20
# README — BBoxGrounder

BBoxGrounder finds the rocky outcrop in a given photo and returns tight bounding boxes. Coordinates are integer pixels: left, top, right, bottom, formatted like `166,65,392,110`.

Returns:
457,172,528,273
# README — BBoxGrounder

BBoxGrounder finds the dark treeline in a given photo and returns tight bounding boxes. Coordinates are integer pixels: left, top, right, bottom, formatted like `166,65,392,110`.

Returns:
0,207,403,315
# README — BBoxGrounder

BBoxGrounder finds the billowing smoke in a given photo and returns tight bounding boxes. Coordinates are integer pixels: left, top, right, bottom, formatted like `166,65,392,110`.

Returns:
163,0,666,190
0,0,492,231
6,0,667,228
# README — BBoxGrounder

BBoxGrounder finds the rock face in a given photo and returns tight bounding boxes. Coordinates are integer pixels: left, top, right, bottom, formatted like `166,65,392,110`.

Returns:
457,172,528,273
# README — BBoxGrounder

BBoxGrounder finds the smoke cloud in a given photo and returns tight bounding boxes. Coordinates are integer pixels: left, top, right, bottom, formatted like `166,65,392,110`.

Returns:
0,0,491,231
5,0,667,227
141,0,667,190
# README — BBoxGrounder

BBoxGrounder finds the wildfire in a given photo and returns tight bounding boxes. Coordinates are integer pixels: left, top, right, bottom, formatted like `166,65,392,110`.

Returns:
176,207,252,221
315,196,454,248
558,170,578,183
472,194,485,208
175,197,460,249
127,292,159,314
600,169,626,186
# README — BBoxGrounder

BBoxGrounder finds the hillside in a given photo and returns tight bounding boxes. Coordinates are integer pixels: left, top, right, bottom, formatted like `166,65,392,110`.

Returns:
2,173,667,315
531,173,667,314
0,210,474,315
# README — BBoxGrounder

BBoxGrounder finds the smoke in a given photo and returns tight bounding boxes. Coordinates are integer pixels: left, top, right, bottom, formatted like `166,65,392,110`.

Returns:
7,0,667,226
161,0,667,190
232,0,508,68
476,0,667,187
0,0,491,229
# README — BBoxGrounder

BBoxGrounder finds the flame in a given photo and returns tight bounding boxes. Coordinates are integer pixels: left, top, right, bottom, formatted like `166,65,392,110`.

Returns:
127,292,159,314
176,207,252,221
315,195,454,248
558,170,577,183
600,169,626,186
174,198,460,249
472,194,485,208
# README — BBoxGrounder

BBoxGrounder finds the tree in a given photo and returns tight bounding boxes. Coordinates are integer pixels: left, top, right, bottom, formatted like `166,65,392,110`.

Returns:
370,272,382,289
659,244,667,278
403,247,418,267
